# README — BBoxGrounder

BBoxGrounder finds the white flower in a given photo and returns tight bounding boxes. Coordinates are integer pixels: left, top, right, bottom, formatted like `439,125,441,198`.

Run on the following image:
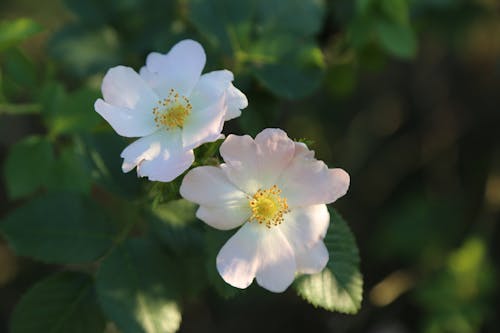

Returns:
180,128,350,292
94,39,248,182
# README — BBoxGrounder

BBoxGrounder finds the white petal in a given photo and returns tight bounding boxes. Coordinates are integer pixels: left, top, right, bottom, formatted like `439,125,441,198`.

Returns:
189,70,233,110
295,241,329,275
181,91,227,150
101,66,158,111
94,99,157,138
180,166,250,230
216,222,296,292
139,66,164,96
279,204,330,255
224,83,248,121
278,143,350,207
146,39,206,96
220,129,295,194
120,130,194,182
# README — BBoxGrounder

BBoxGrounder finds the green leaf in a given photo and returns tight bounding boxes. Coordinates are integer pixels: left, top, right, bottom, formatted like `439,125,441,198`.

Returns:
47,143,92,194
3,48,37,90
187,0,255,54
49,24,120,77
251,37,325,99
96,239,182,333
4,136,54,199
375,19,417,59
0,18,43,51
10,272,106,333
150,199,203,255
0,103,41,115
0,192,114,263
46,87,102,136
80,132,141,198
258,0,325,37
357,0,374,14
295,209,363,314
380,0,410,25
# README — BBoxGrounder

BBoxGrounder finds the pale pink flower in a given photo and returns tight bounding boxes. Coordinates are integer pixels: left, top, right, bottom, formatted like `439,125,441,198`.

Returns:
180,128,350,292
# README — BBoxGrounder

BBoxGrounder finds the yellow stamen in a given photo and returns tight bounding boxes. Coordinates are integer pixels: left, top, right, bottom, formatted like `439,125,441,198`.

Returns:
152,88,191,130
248,185,290,228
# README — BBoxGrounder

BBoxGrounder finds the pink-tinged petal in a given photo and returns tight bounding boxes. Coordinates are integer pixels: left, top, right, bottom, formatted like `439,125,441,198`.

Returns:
181,92,227,150
216,222,296,292
146,40,206,96
254,227,297,293
220,129,295,194
197,205,250,231
101,66,158,111
219,135,259,194
94,99,157,138
224,83,248,121
279,204,330,255
180,166,247,205
295,241,329,275
180,166,250,230
278,143,350,207
120,130,194,182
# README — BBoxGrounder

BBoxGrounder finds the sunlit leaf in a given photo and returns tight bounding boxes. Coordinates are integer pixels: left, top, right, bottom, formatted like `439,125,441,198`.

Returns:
295,209,363,314
96,239,182,333
10,272,105,333
0,18,43,51
376,19,417,59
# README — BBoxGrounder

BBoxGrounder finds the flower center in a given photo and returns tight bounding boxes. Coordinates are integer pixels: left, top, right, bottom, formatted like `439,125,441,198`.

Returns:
152,88,192,130
249,185,290,228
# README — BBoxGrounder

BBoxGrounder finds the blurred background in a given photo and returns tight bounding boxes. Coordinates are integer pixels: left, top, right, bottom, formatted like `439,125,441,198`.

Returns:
1,0,499,332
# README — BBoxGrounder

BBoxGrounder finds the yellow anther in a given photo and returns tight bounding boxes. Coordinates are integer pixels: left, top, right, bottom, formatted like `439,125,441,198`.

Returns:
152,88,191,130
248,185,290,228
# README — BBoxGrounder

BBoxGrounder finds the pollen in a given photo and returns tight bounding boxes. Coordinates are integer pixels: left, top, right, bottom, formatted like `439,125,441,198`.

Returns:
152,88,192,130
248,185,290,228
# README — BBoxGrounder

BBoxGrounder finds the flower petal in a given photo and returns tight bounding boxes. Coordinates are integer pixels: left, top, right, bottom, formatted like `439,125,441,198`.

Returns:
216,222,296,292
180,166,250,230
295,241,329,275
120,130,194,182
146,39,206,96
220,129,295,194
101,66,158,111
189,70,233,110
278,143,350,207
254,227,297,293
197,205,250,231
181,89,227,150
139,66,164,96
94,99,157,138
224,83,248,121
279,204,330,255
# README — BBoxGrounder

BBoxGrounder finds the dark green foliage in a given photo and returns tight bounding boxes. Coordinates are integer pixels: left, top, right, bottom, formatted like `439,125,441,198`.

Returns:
10,272,106,333
0,192,114,263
